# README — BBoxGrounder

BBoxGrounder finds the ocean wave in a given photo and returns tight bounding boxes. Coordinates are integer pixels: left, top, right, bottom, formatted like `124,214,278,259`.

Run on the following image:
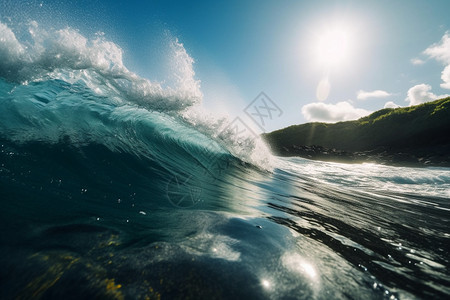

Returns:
0,20,201,111
0,21,273,170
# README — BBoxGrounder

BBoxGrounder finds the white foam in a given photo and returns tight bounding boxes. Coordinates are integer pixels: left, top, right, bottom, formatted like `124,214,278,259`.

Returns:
279,157,450,198
0,22,25,66
182,107,274,170
0,21,201,111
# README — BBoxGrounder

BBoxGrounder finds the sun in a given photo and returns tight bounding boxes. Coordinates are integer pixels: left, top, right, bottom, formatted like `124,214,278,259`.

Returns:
315,25,353,69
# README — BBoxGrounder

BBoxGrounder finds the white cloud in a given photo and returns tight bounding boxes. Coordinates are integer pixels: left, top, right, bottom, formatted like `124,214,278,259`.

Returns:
384,101,401,109
357,89,391,100
424,32,450,64
411,58,425,65
423,32,450,89
440,65,450,89
405,84,449,106
301,101,371,123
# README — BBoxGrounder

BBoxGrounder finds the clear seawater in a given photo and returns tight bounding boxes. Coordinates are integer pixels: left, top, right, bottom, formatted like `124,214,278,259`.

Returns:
0,21,449,300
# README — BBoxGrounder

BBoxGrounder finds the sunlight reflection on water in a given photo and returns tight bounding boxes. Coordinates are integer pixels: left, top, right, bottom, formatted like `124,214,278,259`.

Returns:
282,253,318,280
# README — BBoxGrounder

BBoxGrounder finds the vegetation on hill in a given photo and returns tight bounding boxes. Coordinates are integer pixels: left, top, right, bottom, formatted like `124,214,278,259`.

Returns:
262,97,450,166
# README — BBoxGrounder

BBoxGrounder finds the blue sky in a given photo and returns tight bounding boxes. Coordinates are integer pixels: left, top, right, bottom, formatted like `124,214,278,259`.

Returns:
2,0,450,132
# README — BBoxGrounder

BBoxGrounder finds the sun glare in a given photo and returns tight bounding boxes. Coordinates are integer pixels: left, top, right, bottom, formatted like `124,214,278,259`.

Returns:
315,25,353,69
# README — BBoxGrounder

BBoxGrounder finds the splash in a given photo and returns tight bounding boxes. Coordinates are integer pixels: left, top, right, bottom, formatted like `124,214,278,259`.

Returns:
0,21,201,111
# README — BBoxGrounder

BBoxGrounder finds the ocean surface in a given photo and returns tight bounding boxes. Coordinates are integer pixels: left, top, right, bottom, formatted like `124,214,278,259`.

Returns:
1,21,449,300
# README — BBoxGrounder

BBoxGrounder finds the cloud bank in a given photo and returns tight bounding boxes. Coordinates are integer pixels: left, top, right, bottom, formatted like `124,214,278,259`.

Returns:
357,89,391,100
302,101,371,123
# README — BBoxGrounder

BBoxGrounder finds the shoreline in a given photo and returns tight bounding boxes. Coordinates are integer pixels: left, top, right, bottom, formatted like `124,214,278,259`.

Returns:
273,145,450,168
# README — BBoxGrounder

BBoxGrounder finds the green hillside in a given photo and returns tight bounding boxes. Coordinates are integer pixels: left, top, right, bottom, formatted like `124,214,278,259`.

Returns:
263,97,450,165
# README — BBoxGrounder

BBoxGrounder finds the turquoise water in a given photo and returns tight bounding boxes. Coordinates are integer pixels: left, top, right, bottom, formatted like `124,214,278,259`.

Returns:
1,21,450,299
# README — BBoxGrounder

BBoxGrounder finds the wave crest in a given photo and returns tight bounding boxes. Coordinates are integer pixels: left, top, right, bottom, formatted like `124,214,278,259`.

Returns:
0,20,272,171
0,21,201,111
